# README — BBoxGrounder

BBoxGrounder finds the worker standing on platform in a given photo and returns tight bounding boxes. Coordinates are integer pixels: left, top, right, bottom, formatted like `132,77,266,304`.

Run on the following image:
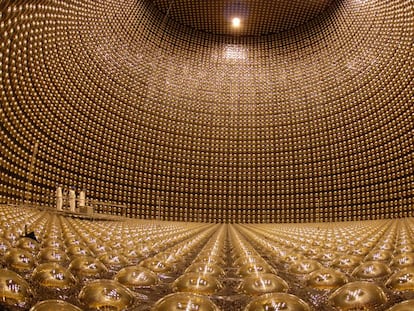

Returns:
56,185,63,211
69,187,76,212
79,189,85,212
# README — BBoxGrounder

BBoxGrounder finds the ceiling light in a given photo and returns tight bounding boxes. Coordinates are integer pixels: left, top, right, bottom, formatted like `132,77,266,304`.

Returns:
232,17,241,28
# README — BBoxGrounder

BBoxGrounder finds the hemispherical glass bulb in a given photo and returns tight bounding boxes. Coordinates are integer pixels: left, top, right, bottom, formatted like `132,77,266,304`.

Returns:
32,263,76,290
352,261,392,279
152,292,219,311
244,293,311,311
79,279,134,310
237,263,274,277
115,266,158,289
288,259,321,275
234,256,266,268
351,247,370,257
0,268,32,308
172,273,222,295
15,237,40,254
386,299,414,311
5,248,36,272
98,253,130,270
185,263,225,277
139,259,173,273
29,299,82,311
42,238,64,249
329,281,387,310
0,237,11,256
392,253,414,269
194,255,225,266
386,267,414,291
365,250,393,262
332,255,362,271
281,253,304,265
69,256,108,279
67,245,93,257
239,273,289,296
318,251,337,262
37,247,69,264
306,268,347,290
155,253,179,265
395,244,414,254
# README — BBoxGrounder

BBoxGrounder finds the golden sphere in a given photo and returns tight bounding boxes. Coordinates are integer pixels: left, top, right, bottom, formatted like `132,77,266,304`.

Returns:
172,273,222,295
98,253,130,269
69,256,108,278
332,255,362,271
185,263,225,277
281,253,304,265
154,253,179,265
37,247,69,264
288,259,321,275
306,268,347,290
0,268,32,307
139,259,173,273
237,263,274,277
386,267,414,291
15,237,40,254
238,273,289,295
365,250,393,262
32,263,77,290
152,293,219,311
395,244,414,254
195,255,225,266
329,281,387,310
386,299,414,311
41,238,64,249
352,261,392,279
67,245,93,257
391,253,414,269
29,299,82,311
244,293,311,311
4,248,36,272
0,237,11,256
79,279,134,310
234,256,266,268
115,266,158,288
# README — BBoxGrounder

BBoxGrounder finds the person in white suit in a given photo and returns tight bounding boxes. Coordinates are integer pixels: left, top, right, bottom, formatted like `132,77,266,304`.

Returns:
56,185,63,211
79,190,85,212
69,187,76,212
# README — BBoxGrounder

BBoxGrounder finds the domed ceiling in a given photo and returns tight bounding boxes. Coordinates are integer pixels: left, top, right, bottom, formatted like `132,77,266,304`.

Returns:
151,0,334,36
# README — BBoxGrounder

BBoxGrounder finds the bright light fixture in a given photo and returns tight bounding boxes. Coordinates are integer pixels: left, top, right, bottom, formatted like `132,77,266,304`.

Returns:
232,17,241,28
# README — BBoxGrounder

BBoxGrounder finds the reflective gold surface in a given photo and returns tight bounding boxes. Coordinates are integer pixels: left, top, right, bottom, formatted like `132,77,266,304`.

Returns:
69,256,108,278
288,259,322,275
244,293,311,311
79,279,134,310
386,299,414,311
172,273,222,295
185,263,225,277
352,261,392,279
386,267,414,291
0,268,32,307
239,274,289,295
29,299,82,311
115,266,158,288
152,293,219,311
237,263,274,277
4,248,36,272
329,281,387,310
32,263,77,289
306,268,347,290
